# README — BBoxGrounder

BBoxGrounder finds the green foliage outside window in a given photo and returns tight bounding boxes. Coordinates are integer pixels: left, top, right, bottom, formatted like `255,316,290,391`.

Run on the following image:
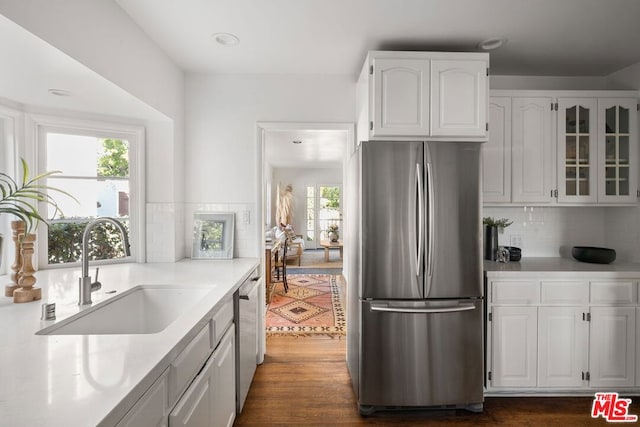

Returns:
98,139,129,177
48,220,129,264
321,187,340,209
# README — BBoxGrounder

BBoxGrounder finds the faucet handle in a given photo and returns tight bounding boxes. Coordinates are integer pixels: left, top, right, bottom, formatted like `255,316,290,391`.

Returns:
94,267,99,283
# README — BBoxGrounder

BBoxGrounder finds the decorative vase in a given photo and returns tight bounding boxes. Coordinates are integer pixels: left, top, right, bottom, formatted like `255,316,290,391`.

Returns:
328,231,338,242
484,225,498,261
5,220,25,297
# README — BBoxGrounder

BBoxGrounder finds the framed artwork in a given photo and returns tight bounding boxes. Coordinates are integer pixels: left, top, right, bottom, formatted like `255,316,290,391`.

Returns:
192,212,235,259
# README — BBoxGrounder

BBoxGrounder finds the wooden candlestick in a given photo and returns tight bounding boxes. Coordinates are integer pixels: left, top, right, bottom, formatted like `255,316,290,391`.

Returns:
13,233,41,303
4,220,25,297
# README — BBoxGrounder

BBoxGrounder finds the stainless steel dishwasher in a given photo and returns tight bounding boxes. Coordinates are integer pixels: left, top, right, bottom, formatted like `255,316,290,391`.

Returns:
236,268,261,413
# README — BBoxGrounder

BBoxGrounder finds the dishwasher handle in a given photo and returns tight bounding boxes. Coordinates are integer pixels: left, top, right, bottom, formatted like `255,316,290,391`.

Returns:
370,302,476,314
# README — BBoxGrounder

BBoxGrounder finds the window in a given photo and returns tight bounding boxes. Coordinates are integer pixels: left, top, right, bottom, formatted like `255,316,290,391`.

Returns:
36,118,145,267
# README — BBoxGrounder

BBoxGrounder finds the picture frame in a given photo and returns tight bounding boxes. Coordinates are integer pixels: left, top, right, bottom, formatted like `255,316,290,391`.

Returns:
192,212,235,259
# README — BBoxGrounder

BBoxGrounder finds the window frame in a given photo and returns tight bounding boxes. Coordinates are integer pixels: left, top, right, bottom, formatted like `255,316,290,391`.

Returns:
31,114,145,268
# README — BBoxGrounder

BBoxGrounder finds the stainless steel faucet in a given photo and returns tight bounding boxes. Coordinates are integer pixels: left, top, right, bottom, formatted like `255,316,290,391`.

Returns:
79,217,131,305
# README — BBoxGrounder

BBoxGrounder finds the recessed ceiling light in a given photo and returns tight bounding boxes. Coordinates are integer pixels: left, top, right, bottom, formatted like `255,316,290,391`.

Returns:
48,88,71,97
477,37,508,51
212,32,240,47
292,140,303,144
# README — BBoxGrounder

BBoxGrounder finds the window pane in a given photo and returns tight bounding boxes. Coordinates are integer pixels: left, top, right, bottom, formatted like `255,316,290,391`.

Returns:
620,167,629,196
46,178,129,220
565,136,576,164
605,136,616,164
48,219,129,264
619,107,629,133
578,106,589,133
605,107,616,134
578,136,589,165
47,134,99,176
619,136,629,164
565,106,576,133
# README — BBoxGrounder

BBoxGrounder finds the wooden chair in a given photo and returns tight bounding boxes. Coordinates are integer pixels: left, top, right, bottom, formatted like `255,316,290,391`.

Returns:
268,239,289,303
284,235,304,266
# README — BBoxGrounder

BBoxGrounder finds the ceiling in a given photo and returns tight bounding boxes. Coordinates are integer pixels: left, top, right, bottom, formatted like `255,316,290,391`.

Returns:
114,0,640,169
115,0,640,77
0,14,164,121
264,129,347,169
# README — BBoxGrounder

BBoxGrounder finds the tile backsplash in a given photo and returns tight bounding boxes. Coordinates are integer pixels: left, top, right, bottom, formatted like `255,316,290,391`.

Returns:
482,206,638,261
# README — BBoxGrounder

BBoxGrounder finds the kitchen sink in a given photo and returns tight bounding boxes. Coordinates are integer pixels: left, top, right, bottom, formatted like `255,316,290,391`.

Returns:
37,285,213,335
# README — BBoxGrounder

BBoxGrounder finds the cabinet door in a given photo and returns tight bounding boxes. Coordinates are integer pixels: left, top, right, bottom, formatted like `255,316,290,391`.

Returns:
483,97,511,203
430,59,487,137
117,369,169,427
598,98,638,203
589,306,636,388
511,97,555,204
538,307,588,388
557,98,598,203
491,306,538,387
169,352,216,427
212,325,236,427
371,58,430,137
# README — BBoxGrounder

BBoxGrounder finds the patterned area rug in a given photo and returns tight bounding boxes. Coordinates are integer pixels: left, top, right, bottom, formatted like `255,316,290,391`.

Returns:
266,274,346,337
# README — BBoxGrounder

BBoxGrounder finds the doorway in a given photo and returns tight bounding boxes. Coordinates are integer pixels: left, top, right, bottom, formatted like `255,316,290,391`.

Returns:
257,122,354,346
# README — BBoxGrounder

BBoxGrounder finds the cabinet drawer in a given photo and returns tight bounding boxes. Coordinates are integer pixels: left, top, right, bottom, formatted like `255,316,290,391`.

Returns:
491,281,539,304
169,322,213,405
212,297,234,346
590,281,637,304
540,281,588,305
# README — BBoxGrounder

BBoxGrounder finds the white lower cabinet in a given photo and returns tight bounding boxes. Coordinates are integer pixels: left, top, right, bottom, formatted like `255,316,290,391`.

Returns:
117,369,170,427
589,307,636,388
491,306,537,387
170,325,236,427
538,306,587,388
117,298,237,427
488,277,640,393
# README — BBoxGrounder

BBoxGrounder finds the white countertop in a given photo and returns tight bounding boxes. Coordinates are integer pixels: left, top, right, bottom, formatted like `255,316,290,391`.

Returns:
485,257,640,278
0,258,259,427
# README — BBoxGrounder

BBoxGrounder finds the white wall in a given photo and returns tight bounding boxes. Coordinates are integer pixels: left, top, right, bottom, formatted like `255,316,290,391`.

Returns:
270,167,343,244
185,73,355,257
0,1,186,261
490,75,612,90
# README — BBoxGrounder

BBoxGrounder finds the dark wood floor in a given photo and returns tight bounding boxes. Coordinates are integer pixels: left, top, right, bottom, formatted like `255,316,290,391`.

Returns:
235,335,635,426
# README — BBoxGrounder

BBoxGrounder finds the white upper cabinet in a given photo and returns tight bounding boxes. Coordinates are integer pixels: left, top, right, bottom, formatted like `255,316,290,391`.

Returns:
598,98,638,204
372,58,430,137
484,90,639,206
483,97,512,203
431,59,488,138
557,98,598,203
359,51,489,142
511,97,555,204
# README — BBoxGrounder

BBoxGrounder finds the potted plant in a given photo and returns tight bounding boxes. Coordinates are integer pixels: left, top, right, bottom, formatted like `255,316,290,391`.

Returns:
483,217,513,261
0,158,73,268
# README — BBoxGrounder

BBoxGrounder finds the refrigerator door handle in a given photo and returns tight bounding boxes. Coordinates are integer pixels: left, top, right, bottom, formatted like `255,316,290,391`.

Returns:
415,162,424,277
425,159,435,292
370,302,476,314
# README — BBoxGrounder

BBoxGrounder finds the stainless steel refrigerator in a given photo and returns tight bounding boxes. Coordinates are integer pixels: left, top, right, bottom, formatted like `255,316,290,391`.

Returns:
346,140,484,415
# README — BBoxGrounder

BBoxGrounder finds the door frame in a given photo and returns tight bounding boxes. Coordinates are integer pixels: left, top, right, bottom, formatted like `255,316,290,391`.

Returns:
255,121,354,359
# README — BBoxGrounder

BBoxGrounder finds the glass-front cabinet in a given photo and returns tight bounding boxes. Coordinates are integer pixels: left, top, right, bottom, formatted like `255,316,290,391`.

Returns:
557,98,597,203
598,98,638,203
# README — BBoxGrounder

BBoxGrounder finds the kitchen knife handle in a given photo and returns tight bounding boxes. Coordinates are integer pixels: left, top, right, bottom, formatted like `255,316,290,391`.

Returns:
415,162,424,277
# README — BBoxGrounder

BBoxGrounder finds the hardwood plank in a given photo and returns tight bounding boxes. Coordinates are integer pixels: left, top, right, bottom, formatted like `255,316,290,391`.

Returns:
236,335,639,426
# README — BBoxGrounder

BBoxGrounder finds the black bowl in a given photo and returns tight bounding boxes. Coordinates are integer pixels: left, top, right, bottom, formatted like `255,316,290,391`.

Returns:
503,246,522,261
571,246,616,264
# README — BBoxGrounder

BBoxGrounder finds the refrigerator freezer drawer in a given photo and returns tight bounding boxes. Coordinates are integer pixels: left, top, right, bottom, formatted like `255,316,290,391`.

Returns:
359,299,483,409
